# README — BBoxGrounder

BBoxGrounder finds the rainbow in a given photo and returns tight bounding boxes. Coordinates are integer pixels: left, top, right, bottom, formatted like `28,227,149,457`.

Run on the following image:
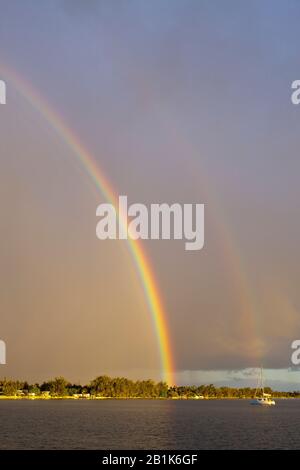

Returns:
0,64,175,385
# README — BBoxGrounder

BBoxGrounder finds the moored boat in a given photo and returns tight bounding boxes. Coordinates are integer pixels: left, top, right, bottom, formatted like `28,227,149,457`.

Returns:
250,367,275,406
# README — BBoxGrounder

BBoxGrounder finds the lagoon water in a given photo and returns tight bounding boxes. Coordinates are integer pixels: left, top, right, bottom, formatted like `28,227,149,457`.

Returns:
0,399,299,450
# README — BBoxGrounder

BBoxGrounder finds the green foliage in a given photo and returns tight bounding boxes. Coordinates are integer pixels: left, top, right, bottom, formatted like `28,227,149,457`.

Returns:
40,377,68,397
0,380,21,396
28,384,40,395
1,376,299,398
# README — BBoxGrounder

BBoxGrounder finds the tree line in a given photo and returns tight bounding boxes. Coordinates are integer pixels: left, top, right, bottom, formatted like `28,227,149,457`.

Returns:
0,376,299,398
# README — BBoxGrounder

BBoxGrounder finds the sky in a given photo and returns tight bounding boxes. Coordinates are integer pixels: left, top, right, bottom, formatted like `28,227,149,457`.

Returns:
1,0,300,390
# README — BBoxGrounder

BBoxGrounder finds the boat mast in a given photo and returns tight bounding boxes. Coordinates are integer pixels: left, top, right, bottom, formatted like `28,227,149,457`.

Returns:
261,365,264,395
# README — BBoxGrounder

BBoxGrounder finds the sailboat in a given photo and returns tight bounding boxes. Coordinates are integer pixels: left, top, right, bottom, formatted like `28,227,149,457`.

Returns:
250,367,276,406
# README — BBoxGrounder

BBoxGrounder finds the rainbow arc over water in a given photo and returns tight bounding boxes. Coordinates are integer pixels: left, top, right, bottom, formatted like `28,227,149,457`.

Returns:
0,64,175,385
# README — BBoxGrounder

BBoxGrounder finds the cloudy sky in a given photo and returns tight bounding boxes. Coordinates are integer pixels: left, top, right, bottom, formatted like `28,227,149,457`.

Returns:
1,0,300,389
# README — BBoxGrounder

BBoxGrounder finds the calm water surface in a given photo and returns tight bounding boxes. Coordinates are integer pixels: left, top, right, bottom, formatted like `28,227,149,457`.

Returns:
0,399,299,449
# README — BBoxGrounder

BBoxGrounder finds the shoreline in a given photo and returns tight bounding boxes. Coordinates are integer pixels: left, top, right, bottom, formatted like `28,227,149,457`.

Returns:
0,396,296,401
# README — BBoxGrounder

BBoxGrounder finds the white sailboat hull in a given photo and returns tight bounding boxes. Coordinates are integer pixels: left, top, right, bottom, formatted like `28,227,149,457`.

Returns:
251,398,276,406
